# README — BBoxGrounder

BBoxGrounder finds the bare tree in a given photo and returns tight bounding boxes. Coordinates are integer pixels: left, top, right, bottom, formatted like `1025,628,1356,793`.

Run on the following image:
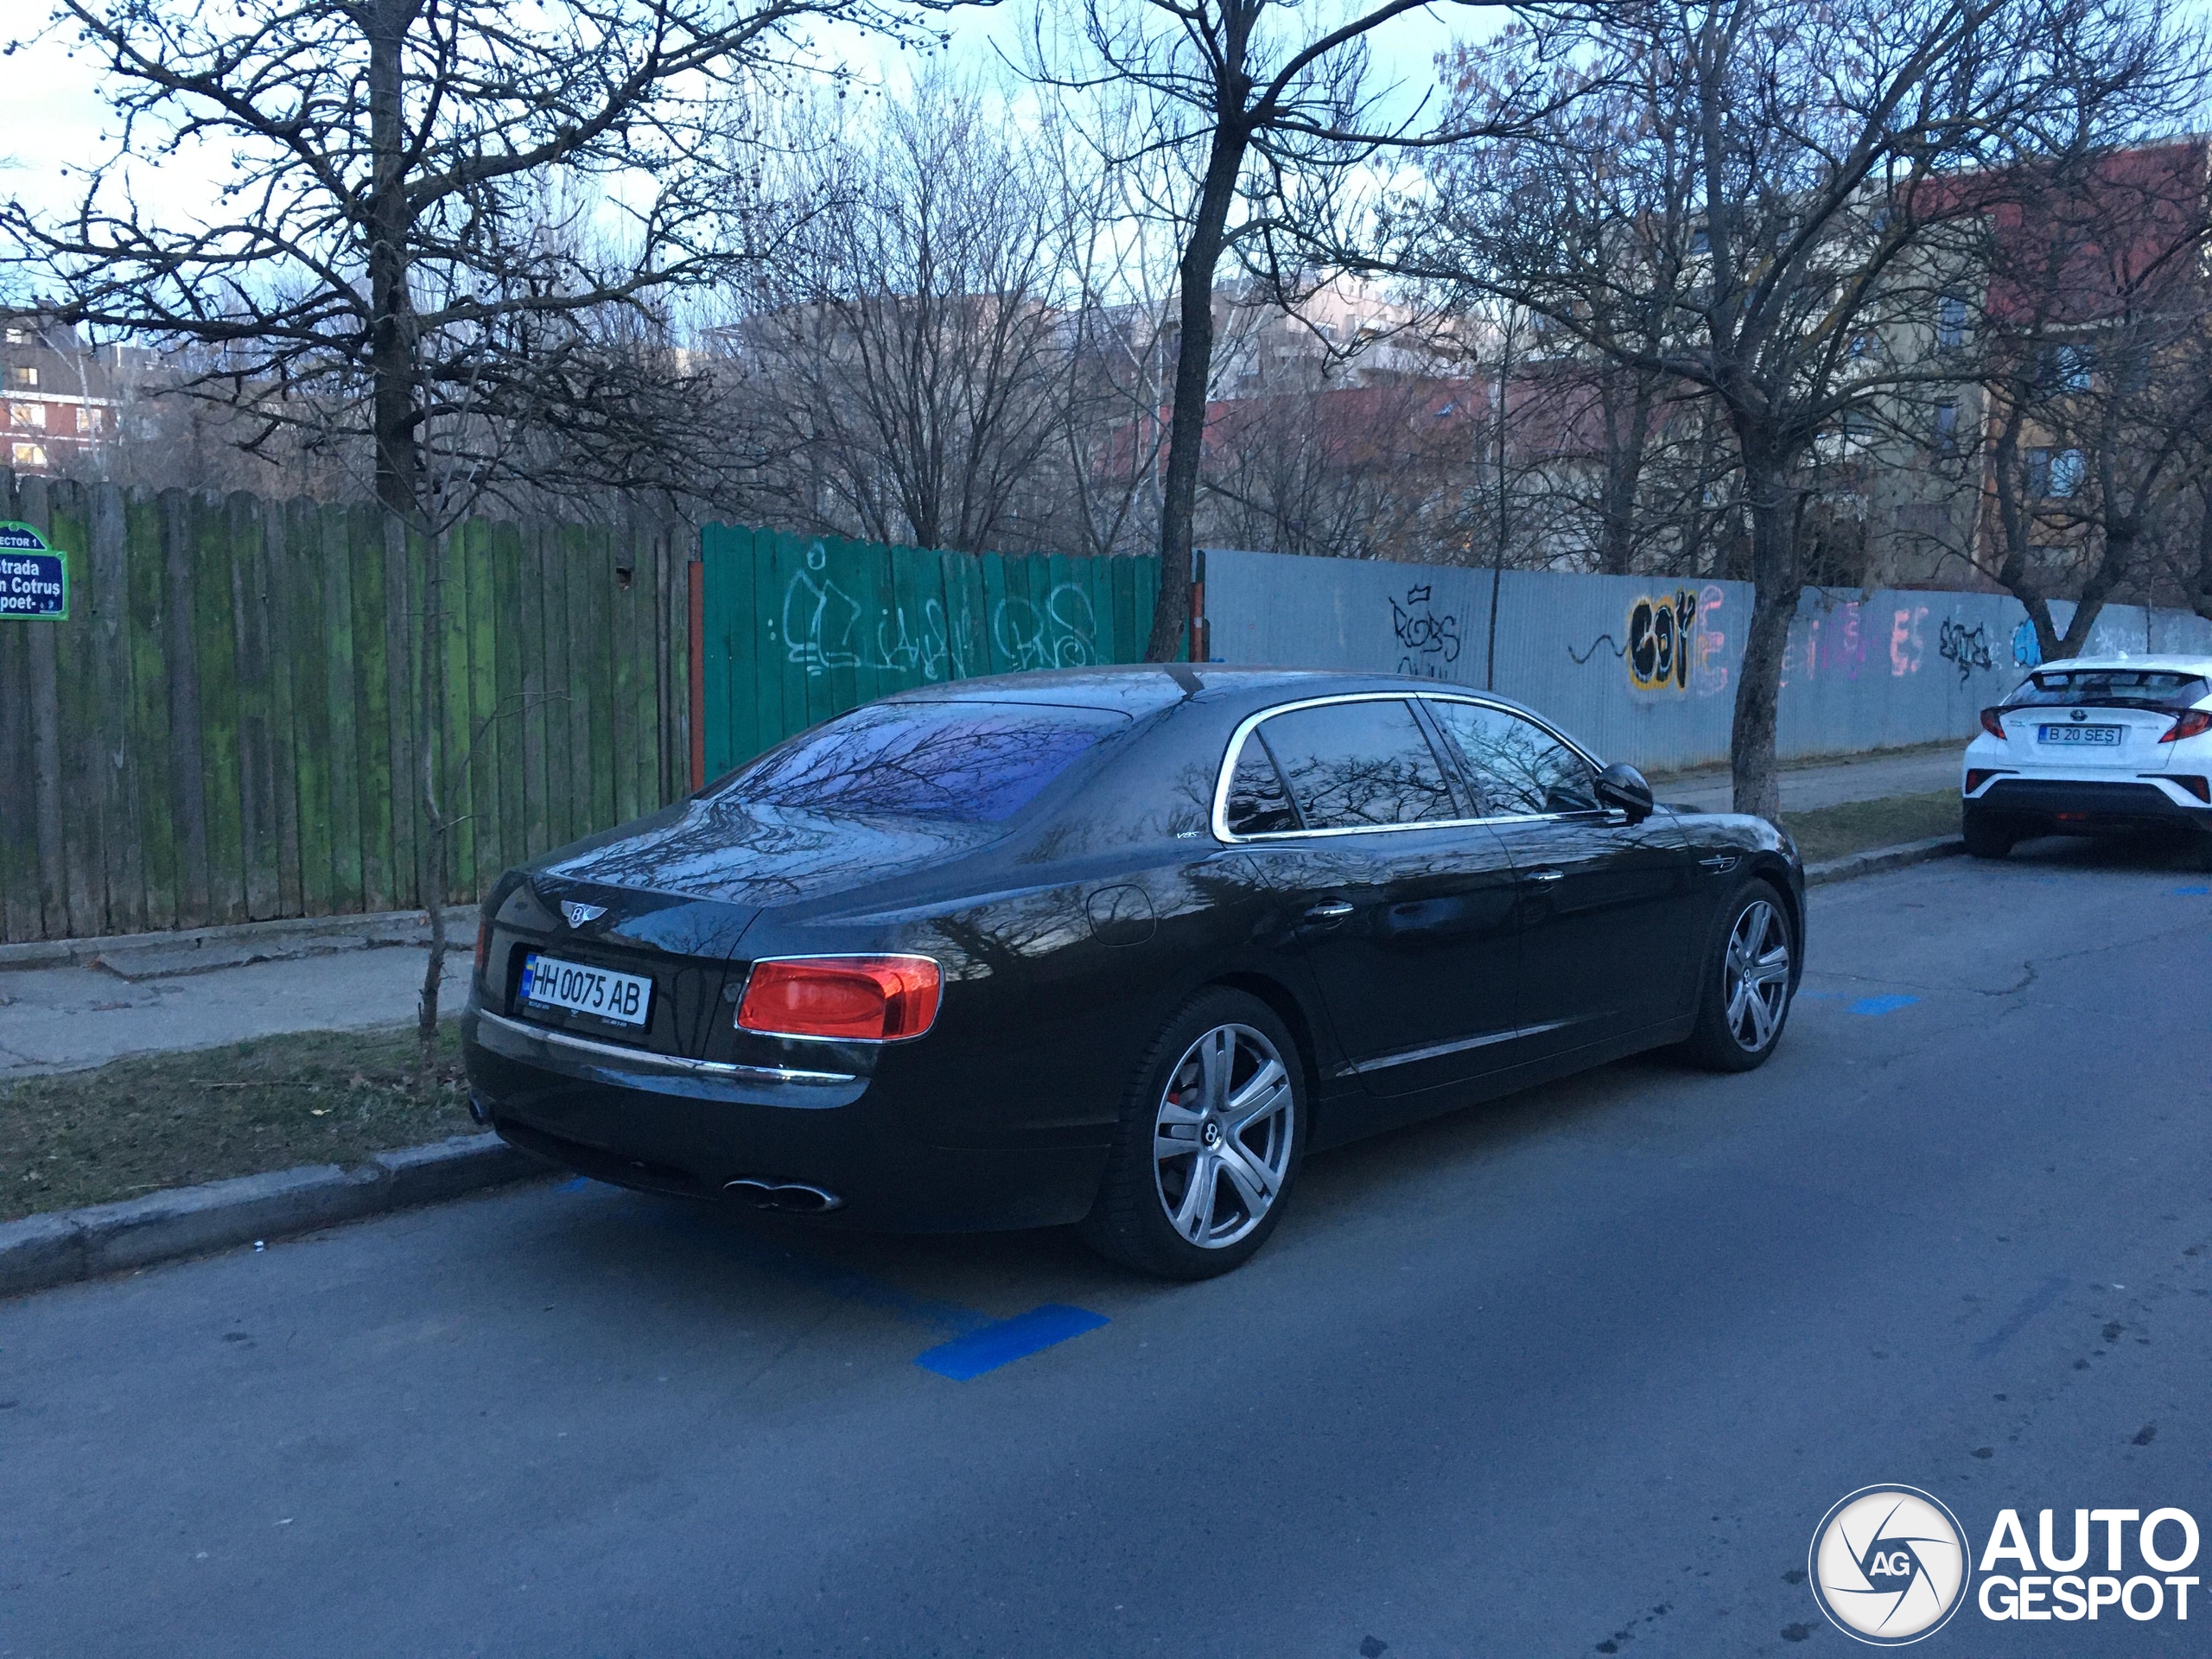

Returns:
1403,0,2189,817
1036,0,1599,662
3,0,944,1083
725,74,1094,553
1967,141,2212,659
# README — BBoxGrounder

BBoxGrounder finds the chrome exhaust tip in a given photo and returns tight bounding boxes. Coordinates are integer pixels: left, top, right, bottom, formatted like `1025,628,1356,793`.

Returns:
723,1177,842,1215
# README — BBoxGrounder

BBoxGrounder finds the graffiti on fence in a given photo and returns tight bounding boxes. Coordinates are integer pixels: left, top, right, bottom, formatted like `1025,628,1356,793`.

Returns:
1692,584,1729,696
2012,618,2043,668
1390,584,1462,677
1936,617,1994,683
1626,589,1698,690
778,543,1100,679
995,584,1100,671
1889,605,1929,676
1784,600,1870,689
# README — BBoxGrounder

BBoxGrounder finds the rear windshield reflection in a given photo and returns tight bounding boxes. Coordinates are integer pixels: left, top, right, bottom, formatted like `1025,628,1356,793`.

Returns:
721,702,1128,823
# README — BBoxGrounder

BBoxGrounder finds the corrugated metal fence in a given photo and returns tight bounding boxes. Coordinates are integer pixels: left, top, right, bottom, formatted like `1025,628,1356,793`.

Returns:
0,474,686,944
1202,548,2212,773
695,524,1160,778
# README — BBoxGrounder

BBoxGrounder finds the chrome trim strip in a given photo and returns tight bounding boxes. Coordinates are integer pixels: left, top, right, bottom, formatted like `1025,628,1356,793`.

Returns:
1334,1019,1573,1077
1210,690,1608,845
476,1011,856,1085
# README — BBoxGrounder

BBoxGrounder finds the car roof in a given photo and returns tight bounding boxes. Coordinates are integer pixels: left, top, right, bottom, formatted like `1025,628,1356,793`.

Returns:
883,664,1552,722
2021,655,2212,677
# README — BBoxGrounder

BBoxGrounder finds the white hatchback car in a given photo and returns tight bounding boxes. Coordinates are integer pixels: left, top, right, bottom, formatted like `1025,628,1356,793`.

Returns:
1961,655,2212,865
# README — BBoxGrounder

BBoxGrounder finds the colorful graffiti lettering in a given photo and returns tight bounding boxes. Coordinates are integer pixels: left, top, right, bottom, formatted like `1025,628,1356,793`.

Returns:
1390,584,1462,677
1626,589,1699,690
2012,618,2043,668
1693,585,1729,696
1936,617,1994,683
1889,605,1929,677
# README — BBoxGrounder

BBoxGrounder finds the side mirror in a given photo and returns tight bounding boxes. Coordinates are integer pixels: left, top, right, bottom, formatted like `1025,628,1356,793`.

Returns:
1594,761,1655,824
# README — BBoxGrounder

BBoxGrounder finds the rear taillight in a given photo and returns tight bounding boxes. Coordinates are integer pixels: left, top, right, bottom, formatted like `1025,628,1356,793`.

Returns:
2159,709,2212,743
736,956,942,1042
1979,708,2007,739
474,914,492,977
2169,774,2211,803
1965,768,2000,793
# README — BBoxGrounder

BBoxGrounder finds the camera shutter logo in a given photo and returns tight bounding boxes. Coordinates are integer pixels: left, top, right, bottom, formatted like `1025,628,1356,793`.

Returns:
1809,1485,1971,1644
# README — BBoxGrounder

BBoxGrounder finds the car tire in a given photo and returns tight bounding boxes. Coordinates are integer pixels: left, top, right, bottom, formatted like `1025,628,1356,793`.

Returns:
1961,809,2014,860
1078,988,1305,1281
1683,880,1797,1074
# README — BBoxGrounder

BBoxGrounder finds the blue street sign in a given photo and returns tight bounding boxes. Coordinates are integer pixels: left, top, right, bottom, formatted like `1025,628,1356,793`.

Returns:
0,522,67,620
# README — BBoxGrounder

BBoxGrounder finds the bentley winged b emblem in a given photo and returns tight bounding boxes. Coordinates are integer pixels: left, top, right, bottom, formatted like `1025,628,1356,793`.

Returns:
561,900,607,928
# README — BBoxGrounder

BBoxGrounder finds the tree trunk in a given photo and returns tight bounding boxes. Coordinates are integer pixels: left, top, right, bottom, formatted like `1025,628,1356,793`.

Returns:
1146,121,1249,663
1597,373,1653,576
1727,468,1800,821
366,0,442,1093
415,529,448,1098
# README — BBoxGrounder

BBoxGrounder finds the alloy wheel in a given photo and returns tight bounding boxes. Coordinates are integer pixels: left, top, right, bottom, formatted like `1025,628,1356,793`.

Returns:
1722,898,1791,1052
1152,1022,1295,1249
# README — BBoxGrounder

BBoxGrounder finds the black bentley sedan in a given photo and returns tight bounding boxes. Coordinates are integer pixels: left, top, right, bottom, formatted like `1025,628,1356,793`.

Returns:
463,667,1802,1278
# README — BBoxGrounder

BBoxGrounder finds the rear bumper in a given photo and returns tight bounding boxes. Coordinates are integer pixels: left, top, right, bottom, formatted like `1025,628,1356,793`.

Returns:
461,1006,1108,1232
1966,776,2212,835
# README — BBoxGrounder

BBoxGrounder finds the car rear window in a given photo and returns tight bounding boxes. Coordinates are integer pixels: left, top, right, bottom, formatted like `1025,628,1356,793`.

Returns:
722,701,1127,823
2003,670,2209,708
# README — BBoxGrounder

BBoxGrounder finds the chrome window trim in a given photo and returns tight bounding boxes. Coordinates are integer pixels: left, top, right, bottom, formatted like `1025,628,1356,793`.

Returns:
476,1010,856,1085
1210,690,1609,844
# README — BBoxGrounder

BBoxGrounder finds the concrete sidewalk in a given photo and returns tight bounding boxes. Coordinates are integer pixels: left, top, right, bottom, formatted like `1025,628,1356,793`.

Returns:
0,742,1967,1080
1652,741,1961,813
0,948,467,1080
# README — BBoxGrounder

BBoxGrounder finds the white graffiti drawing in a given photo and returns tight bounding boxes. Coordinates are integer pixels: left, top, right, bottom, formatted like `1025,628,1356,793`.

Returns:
779,557,983,683
992,584,1099,671
776,553,1100,683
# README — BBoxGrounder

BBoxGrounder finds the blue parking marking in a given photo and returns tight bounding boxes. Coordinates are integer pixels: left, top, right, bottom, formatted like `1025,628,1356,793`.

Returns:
915,1305,1110,1381
1848,994,1921,1016
2175,885,2209,895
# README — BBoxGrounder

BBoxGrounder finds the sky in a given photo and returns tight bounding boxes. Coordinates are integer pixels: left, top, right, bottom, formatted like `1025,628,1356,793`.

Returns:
0,1,1472,227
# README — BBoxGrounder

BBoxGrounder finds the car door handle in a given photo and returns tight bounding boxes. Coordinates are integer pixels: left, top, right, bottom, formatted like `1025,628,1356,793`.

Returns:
1303,899,1355,920
1525,868,1564,884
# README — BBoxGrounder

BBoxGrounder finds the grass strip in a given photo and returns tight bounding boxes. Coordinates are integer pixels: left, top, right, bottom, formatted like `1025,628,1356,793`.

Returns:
0,1022,474,1224
1782,789,1961,867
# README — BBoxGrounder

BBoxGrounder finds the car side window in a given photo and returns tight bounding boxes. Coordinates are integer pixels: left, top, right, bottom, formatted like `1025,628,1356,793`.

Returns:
1427,701,1599,817
1250,699,1459,830
1223,739,1300,836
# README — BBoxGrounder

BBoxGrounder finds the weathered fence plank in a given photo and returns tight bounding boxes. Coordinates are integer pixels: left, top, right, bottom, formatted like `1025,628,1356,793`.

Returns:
0,475,686,944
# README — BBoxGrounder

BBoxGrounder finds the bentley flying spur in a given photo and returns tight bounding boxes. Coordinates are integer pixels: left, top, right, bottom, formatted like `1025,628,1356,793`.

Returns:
462,666,1803,1278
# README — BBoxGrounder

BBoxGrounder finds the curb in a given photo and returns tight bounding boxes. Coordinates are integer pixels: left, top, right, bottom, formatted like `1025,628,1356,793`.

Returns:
1804,834,1966,887
0,1133,549,1300
0,905,480,977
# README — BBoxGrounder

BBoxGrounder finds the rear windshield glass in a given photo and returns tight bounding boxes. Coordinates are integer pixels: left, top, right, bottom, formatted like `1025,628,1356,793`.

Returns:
720,701,1127,824
2003,669,2209,708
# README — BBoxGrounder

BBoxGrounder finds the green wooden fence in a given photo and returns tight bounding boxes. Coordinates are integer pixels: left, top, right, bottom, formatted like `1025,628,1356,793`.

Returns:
0,474,687,944
696,524,1162,778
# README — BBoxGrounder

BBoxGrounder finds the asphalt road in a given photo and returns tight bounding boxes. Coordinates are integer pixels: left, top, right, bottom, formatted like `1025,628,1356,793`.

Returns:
3,840,2208,1658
